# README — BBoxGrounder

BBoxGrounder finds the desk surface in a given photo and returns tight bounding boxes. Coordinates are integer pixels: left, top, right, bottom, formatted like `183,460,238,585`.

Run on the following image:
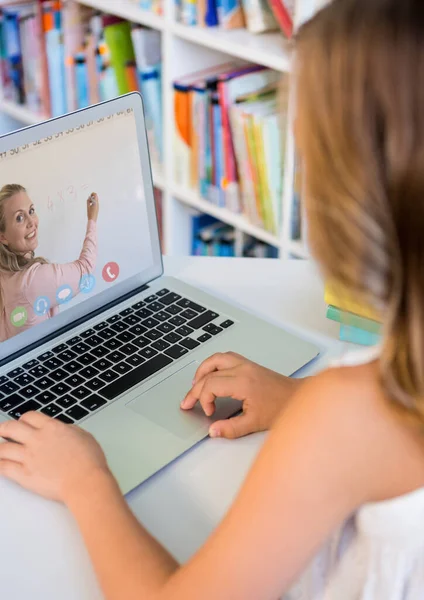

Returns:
0,257,344,600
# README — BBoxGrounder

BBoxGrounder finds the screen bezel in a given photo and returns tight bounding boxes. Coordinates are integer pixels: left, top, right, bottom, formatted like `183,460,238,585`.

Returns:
0,93,163,363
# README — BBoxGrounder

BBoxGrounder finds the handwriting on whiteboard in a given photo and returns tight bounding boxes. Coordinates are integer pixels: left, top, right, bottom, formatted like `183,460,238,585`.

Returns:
46,184,89,213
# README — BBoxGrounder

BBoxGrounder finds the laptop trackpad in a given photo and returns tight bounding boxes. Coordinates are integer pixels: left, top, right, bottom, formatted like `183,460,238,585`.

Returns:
126,361,241,440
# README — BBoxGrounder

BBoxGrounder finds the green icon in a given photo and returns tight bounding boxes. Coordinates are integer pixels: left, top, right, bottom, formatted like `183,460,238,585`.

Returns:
11,306,28,328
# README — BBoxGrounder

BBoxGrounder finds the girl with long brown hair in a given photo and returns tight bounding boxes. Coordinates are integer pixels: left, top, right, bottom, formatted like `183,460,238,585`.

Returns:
1,0,423,597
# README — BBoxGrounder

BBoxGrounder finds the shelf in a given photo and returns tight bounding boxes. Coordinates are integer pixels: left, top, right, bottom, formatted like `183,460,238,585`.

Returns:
0,100,47,126
172,23,291,73
288,239,309,258
171,184,282,247
78,0,164,30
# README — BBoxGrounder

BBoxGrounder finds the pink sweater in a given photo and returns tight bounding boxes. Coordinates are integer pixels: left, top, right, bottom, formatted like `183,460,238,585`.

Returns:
0,220,97,342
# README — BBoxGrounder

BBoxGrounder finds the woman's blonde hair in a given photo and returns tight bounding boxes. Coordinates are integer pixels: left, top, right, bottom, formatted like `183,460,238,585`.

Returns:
0,184,47,272
296,0,424,423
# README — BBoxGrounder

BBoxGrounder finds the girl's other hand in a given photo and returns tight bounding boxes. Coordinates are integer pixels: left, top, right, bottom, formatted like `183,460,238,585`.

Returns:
87,192,99,222
0,412,111,503
181,352,304,439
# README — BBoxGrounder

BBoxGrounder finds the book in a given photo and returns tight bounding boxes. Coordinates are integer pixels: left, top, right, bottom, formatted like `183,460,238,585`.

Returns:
218,0,246,29
326,305,382,335
339,324,381,346
325,284,379,322
267,0,293,38
241,0,277,33
103,17,135,95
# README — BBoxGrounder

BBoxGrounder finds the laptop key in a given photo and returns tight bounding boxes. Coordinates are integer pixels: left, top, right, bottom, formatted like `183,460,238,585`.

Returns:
50,368,69,382
36,376,55,390
0,381,19,395
66,374,85,388
164,345,189,360
66,405,89,421
176,325,194,337
176,299,206,313
132,300,146,310
63,360,82,374
203,325,223,335
133,336,150,349
80,365,99,379
36,391,57,405
220,320,234,329
81,329,96,339
181,309,197,320
165,304,182,315
23,359,39,370
44,357,64,370
55,414,74,424
81,395,107,412
113,362,132,375
129,324,147,336
148,301,164,312
15,373,35,387
111,322,127,333
127,355,145,367
58,349,77,362
139,347,158,359
0,394,26,412
0,376,8,386
99,370,119,384
159,292,181,306
9,400,42,419
78,352,96,366
7,367,24,378
73,342,90,355
187,310,219,330
145,329,162,341
169,316,185,327
37,351,54,361
135,308,153,320
123,315,139,326
108,351,125,363
107,314,120,324
94,322,108,331
158,322,174,334
152,339,170,352
145,295,157,303
119,308,133,317
41,403,62,417
91,346,110,359
93,358,113,372
29,365,49,378
100,354,173,401
155,311,170,322
51,382,72,396
70,386,92,401
99,328,114,340
156,288,169,297
52,343,68,354
56,394,77,409
68,336,82,346
20,385,40,399
198,333,212,343
164,332,182,344
180,338,200,350
86,335,104,347
117,331,135,343
104,339,122,351
120,343,138,356
85,378,105,392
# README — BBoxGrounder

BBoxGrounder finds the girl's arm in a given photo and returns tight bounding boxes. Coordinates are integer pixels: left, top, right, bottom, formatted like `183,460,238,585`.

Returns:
0,365,389,599
23,219,97,308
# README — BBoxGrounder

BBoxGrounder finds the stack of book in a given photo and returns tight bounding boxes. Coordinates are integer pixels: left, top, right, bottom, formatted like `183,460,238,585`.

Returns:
0,1,163,167
174,62,289,234
325,285,382,346
176,0,294,37
192,214,278,256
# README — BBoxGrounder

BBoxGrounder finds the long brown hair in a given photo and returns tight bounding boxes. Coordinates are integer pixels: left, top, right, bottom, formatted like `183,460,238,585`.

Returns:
296,0,424,422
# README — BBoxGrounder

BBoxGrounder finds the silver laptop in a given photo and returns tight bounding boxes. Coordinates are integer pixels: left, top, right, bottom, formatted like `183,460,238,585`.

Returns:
0,94,319,494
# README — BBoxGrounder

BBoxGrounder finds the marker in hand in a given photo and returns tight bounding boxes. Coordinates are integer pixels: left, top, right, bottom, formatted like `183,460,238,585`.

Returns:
89,194,96,206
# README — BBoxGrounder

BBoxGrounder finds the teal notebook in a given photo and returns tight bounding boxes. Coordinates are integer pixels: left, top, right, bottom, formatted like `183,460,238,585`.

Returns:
339,324,381,346
327,305,381,335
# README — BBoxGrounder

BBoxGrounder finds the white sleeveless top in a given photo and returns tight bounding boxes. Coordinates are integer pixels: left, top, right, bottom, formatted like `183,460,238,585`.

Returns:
285,347,424,599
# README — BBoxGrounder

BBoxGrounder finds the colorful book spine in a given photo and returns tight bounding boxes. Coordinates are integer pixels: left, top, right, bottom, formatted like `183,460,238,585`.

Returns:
339,324,381,346
267,0,293,37
205,0,219,26
74,53,89,109
325,284,379,322
103,17,135,95
241,0,277,33
219,0,246,28
326,305,382,335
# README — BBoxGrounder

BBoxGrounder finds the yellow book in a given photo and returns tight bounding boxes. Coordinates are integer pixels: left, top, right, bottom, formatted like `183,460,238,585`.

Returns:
324,284,380,322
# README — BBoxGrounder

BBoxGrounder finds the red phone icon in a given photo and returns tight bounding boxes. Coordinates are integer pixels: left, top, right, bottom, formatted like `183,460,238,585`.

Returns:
102,262,120,283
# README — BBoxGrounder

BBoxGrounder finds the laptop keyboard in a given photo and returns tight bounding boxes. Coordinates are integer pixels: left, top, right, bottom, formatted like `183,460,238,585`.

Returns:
0,289,234,424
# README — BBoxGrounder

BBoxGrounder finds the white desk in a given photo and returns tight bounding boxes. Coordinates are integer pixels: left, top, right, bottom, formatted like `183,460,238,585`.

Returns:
0,257,344,600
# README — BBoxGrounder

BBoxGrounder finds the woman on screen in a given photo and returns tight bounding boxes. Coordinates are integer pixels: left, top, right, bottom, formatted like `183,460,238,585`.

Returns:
0,184,99,342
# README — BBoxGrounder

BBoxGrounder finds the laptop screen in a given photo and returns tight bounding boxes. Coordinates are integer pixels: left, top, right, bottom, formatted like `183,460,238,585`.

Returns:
0,95,162,363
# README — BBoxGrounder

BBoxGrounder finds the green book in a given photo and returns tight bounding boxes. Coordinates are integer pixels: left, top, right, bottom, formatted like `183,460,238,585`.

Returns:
104,21,135,95
327,305,382,335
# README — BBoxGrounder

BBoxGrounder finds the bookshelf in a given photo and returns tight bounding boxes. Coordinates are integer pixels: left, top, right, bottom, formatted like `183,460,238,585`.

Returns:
0,0,316,259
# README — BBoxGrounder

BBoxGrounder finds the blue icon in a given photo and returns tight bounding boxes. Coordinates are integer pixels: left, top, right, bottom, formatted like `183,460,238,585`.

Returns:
79,274,96,294
56,285,73,304
34,296,50,316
